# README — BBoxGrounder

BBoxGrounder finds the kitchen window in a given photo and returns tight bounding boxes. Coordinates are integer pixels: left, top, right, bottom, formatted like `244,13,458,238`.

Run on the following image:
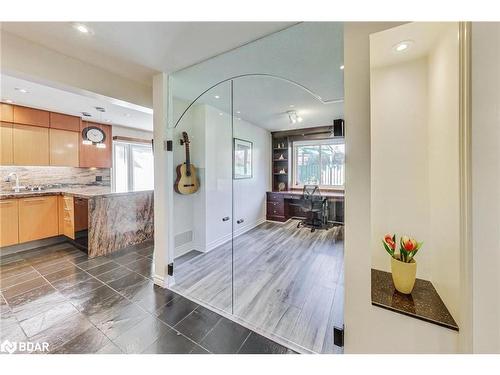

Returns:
292,138,345,189
113,141,154,192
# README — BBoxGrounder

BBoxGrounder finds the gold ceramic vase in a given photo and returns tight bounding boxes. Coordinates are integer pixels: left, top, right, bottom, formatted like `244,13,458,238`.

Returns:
391,256,417,294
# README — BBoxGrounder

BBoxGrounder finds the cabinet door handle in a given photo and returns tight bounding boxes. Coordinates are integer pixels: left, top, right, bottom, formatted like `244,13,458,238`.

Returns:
222,216,230,222
237,219,244,224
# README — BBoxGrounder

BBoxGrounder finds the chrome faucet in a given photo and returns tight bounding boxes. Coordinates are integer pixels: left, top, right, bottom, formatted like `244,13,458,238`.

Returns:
6,172,23,192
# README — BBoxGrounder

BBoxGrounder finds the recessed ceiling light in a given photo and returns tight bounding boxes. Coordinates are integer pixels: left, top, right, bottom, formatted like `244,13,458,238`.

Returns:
340,65,345,70
15,88,28,93
3,99,13,104
289,104,295,108
218,112,223,116
124,113,131,117
394,40,414,53
214,95,220,99
73,23,91,34
236,111,241,114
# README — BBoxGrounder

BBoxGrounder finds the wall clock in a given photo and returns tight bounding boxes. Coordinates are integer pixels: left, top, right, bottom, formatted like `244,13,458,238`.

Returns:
82,126,106,143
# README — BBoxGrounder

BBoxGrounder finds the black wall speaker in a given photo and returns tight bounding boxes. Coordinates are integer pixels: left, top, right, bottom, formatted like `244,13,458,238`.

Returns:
333,119,345,137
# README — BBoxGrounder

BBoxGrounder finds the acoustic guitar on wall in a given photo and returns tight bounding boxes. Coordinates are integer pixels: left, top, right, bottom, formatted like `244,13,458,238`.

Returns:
174,131,200,195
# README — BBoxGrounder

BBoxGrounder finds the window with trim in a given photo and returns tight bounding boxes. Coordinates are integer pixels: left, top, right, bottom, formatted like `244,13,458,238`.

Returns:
113,141,154,192
292,138,345,189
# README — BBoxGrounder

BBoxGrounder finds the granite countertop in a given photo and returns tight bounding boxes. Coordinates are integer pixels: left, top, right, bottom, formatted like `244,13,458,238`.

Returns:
0,186,153,200
371,269,459,331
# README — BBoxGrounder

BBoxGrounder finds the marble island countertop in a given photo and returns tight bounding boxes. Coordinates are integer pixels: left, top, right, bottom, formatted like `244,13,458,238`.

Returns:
0,186,153,200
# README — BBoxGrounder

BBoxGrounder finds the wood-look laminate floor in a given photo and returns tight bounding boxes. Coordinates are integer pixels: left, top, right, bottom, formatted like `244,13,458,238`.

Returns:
172,220,344,354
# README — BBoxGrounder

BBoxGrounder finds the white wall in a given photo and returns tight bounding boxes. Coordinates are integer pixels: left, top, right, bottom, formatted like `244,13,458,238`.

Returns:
370,24,461,324
370,22,461,328
1,31,152,108
344,22,459,354
112,125,153,141
427,24,460,323
471,22,500,354
370,57,431,278
233,116,271,236
171,100,271,258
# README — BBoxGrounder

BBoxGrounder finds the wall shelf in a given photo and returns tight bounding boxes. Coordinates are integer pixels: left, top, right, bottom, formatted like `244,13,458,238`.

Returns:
371,269,458,331
272,136,290,191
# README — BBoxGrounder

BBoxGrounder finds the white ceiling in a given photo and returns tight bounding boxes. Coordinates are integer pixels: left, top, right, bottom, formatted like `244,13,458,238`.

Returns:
1,22,295,85
370,22,454,68
1,74,153,131
1,22,344,133
171,22,345,131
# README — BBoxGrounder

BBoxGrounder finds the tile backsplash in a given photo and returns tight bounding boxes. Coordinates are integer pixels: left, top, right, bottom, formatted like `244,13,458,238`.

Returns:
0,166,111,191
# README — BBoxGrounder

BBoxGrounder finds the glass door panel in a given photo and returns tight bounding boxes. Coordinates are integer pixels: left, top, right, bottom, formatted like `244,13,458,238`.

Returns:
131,144,154,191
170,80,234,314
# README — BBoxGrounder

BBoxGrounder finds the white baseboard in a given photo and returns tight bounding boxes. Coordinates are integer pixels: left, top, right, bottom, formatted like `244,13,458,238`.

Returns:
172,217,266,260
174,241,196,259
206,216,266,252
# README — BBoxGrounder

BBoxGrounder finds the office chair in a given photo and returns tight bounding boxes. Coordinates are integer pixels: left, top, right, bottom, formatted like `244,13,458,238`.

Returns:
297,185,327,232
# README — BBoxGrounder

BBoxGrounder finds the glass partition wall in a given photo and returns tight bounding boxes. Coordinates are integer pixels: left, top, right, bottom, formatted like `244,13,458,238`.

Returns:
169,23,344,353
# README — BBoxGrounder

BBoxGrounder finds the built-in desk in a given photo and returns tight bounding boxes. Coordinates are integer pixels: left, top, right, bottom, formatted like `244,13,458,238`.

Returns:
266,190,344,223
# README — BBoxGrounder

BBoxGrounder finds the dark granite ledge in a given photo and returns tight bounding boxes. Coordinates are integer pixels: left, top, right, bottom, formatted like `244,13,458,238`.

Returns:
371,269,459,331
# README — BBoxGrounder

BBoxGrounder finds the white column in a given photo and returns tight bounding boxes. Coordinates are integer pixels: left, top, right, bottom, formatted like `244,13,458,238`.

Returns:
152,73,175,288
471,22,500,353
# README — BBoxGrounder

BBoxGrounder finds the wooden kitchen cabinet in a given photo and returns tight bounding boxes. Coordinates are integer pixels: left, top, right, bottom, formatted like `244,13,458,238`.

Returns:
13,124,50,165
13,105,50,128
0,122,13,165
57,196,65,235
18,196,58,243
79,121,112,168
50,112,81,132
49,128,79,167
0,199,19,247
1,103,14,122
61,196,75,239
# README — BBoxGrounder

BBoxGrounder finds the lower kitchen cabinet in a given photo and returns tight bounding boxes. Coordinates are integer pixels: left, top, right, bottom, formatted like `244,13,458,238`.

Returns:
18,196,58,243
0,199,19,247
62,196,75,239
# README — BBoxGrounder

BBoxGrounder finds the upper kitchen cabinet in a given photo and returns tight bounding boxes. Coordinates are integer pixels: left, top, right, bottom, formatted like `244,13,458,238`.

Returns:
79,121,112,168
0,103,14,122
13,105,50,127
49,112,80,166
13,124,50,165
49,128,79,167
49,112,81,132
0,122,14,165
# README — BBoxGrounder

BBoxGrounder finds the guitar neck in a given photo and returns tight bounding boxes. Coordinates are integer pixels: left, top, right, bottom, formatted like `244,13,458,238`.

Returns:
185,142,191,172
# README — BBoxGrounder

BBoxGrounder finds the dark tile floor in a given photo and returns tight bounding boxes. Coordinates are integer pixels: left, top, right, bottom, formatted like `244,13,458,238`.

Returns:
0,241,296,354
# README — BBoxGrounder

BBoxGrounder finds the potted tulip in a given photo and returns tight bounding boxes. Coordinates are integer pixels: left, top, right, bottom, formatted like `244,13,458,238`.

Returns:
382,234,423,294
